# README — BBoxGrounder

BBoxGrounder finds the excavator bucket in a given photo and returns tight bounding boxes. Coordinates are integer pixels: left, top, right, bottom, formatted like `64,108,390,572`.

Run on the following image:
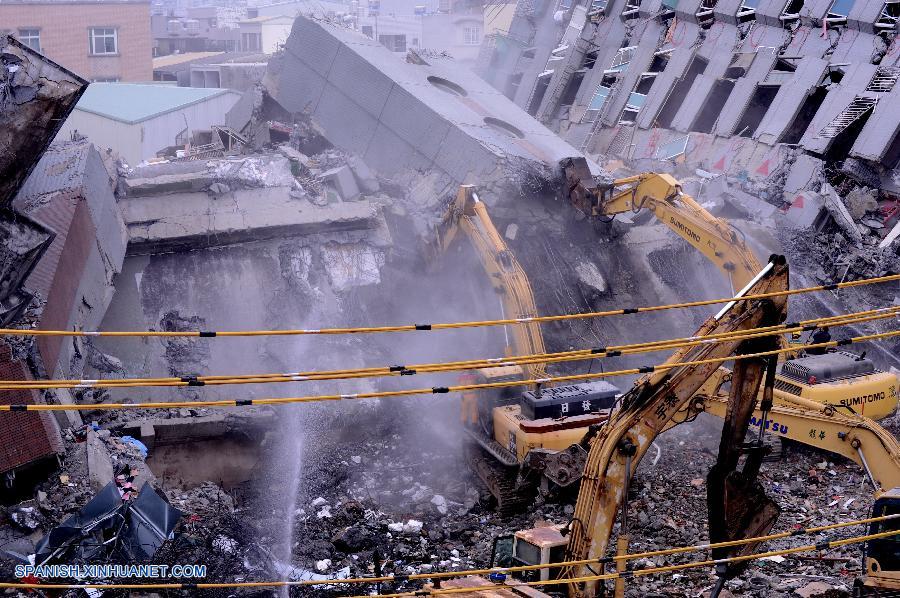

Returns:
707,347,784,575
710,469,780,562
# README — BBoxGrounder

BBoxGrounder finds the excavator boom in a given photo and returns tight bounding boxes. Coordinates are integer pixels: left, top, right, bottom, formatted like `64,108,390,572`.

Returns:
563,256,789,596
432,185,547,378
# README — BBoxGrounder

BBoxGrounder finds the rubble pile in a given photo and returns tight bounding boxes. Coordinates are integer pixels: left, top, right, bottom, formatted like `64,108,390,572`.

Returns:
218,402,883,598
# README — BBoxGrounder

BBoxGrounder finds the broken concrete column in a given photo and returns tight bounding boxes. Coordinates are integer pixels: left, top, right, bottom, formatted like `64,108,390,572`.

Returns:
346,155,379,194
821,183,864,247
86,428,114,493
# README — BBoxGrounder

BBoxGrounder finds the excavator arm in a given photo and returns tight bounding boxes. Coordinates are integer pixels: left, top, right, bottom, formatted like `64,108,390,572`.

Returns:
431,185,547,379
602,174,761,293
560,160,761,293
562,256,789,597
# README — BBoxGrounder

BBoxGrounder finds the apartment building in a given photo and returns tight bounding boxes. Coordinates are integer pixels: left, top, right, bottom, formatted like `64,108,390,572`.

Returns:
0,0,153,82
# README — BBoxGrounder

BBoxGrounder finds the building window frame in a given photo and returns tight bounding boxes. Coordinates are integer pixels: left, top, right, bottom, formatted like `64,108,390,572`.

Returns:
240,31,261,51
463,25,481,45
89,27,119,55
17,28,41,52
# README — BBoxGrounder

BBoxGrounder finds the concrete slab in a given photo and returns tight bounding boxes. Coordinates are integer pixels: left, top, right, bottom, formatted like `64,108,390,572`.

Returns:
86,428,114,493
121,186,381,254
851,85,900,162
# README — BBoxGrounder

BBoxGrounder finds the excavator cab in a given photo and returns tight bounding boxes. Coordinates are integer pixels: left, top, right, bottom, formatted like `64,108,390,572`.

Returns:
490,526,567,583
856,488,900,596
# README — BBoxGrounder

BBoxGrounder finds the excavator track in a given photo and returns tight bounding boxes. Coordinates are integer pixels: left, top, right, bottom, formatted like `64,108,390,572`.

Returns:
465,442,536,516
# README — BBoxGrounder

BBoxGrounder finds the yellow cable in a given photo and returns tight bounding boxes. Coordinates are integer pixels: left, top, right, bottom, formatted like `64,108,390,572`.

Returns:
1,306,895,391
2,328,897,412
2,525,896,592
0,273,895,338
341,528,900,597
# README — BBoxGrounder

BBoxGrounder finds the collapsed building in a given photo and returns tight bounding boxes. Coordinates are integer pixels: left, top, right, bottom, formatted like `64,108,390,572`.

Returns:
0,36,128,484
2,10,900,597
473,0,900,248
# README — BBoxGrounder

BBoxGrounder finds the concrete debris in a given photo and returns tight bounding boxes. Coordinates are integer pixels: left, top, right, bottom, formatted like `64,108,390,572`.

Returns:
315,558,332,572
168,481,235,516
321,165,360,202
821,183,864,248
208,181,230,196
783,192,825,230
784,156,825,196
347,155,379,195
8,505,42,532
574,261,608,300
843,187,879,221
431,495,449,515
160,311,211,377
794,581,841,597
210,156,296,188
212,535,238,554
86,428,115,493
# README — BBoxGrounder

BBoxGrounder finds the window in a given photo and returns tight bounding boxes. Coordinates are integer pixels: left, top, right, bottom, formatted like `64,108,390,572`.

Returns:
361,25,374,38
622,0,640,19
241,32,261,51
378,34,406,52
90,28,118,55
607,45,636,72
826,0,853,22
588,85,610,110
876,0,900,30
780,0,804,20
17,29,40,52
588,0,608,15
463,25,480,45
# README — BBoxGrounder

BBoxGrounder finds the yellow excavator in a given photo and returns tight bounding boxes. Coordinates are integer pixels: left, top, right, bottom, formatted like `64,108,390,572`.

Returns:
430,185,622,512
431,168,898,512
434,257,900,597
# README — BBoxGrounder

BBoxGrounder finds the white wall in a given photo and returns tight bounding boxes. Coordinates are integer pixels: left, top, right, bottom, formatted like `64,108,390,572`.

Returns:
139,91,241,161
57,111,143,166
57,91,241,164
421,13,483,64
261,18,294,53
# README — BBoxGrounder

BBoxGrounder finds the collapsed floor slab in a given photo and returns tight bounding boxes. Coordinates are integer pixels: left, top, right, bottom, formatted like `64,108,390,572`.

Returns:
121,187,381,254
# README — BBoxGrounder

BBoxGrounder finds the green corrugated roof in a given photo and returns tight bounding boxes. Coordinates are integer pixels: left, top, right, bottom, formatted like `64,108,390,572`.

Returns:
75,83,234,124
